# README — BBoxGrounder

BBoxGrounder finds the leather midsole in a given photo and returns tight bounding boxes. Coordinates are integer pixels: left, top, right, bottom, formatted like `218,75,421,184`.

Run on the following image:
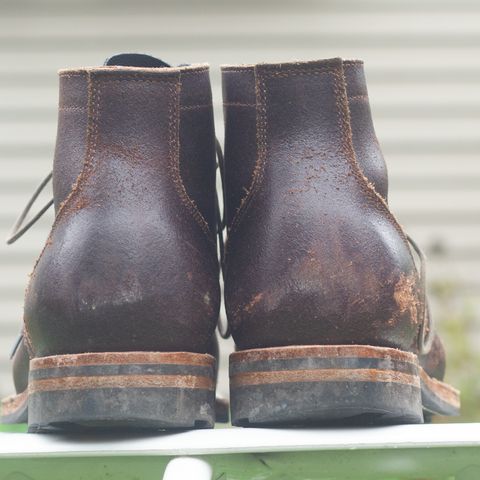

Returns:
230,344,460,410
29,351,216,393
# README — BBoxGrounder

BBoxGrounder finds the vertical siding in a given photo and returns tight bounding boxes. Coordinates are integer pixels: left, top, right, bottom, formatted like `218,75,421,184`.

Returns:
0,0,479,398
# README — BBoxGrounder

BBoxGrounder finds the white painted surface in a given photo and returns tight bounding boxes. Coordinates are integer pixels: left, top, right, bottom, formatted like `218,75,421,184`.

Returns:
0,424,479,458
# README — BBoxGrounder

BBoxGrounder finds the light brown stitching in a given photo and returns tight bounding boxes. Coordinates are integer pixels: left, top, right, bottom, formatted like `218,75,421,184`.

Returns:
226,68,335,240
330,67,410,233
60,66,208,76
59,106,87,111
334,68,414,249
50,71,101,230
176,68,209,76
87,74,213,239
56,74,211,247
329,67,421,342
226,69,332,243
180,104,211,110
223,102,256,107
222,68,254,73
348,94,368,101
59,73,88,79
332,67,357,161
343,60,363,67
86,76,209,237
169,76,213,240
22,326,34,359
87,75,176,83
258,67,337,79
23,71,101,353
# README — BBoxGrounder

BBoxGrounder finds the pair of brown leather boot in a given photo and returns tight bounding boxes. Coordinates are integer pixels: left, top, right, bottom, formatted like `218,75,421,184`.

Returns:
2,54,459,431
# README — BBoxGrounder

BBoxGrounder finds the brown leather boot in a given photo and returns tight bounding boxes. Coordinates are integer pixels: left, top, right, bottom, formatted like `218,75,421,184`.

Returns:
1,54,220,431
221,58,460,426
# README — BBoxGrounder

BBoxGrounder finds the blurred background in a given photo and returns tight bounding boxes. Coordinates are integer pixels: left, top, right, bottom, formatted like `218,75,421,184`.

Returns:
0,0,479,421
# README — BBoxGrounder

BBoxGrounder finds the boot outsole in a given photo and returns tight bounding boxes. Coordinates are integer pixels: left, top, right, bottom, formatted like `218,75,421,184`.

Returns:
230,344,460,426
2,351,216,432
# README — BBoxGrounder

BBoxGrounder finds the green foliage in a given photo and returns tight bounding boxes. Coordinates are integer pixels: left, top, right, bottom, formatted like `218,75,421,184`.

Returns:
431,280,480,422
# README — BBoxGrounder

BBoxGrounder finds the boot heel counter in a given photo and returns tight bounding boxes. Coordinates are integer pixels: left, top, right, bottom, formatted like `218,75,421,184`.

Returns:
24,225,220,357
226,227,422,352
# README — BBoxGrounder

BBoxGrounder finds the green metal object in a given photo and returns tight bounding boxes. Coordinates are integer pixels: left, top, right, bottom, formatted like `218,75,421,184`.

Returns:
0,424,27,434
0,423,479,480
